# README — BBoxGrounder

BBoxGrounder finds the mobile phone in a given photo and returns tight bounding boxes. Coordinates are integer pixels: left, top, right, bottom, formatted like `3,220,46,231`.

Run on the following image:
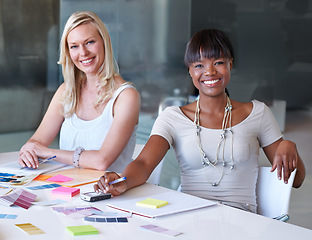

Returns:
80,192,111,202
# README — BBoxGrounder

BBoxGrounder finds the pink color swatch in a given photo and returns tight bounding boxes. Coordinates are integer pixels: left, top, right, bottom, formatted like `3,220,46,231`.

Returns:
0,189,37,209
140,224,182,237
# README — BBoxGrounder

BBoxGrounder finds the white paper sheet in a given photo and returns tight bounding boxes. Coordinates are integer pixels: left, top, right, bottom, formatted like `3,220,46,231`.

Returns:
106,191,217,218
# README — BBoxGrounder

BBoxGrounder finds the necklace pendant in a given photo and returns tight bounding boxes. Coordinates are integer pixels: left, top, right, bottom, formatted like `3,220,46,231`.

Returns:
220,130,226,140
222,162,226,167
212,183,218,187
230,164,235,170
225,104,232,112
202,160,209,166
196,126,201,135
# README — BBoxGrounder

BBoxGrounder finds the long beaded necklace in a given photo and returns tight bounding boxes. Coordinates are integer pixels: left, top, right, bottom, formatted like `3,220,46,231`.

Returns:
194,94,235,186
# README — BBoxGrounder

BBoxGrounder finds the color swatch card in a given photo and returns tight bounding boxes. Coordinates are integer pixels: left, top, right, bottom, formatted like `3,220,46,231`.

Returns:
0,214,18,219
52,205,103,219
33,199,67,206
66,225,99,236
26,183,61,190
0,171,38,187
0,156,66,187
15,223,45,235
52,205,94,213
64,208,103,220
136,198,168,208
91,211,132,218
84,216,128,223
0,189,36,209
34,175,52,181
140,224,182,237
51,186,80,197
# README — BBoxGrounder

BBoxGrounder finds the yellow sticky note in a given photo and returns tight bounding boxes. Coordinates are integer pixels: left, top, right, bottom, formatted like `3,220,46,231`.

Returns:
136,198,168,208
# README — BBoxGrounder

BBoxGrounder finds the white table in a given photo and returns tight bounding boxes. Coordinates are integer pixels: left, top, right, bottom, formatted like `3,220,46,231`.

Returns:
0,152,311,240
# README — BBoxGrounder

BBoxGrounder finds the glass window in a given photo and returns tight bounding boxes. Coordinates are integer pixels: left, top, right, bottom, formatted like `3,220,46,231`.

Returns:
0,0,59,152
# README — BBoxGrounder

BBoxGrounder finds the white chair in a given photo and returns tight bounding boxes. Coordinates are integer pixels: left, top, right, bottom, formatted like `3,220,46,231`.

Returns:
132,144,164,185
256,166,297,222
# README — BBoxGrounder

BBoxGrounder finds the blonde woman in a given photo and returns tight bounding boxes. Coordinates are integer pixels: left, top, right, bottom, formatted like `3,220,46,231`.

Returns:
19,11,140,172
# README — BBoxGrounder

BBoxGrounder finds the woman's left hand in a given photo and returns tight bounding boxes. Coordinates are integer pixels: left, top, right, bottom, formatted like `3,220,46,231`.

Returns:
271,140,298,184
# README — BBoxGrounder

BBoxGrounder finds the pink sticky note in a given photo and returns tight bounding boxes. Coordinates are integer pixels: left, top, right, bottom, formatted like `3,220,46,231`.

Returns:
46,175,73,183
51,187,80,197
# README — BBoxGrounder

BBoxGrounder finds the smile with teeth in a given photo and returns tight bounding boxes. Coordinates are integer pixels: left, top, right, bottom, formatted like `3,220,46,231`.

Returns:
81,58,94,64
203,79,220,85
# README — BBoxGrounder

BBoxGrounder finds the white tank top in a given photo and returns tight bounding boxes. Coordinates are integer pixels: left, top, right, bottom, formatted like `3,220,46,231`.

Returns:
59,83,137,173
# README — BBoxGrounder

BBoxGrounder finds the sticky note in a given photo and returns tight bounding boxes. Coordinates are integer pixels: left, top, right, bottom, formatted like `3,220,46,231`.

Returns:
136,198,168,208
15,223,45,235
66,225,99,236
51,187,80,197
46,175,73,183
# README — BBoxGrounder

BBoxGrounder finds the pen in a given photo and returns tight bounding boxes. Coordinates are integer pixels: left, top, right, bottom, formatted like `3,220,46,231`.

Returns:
108,177,126,185
38,156,56,164
21,156,56,169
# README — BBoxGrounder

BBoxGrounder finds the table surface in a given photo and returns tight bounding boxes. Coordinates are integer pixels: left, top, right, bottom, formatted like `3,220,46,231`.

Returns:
0,152,311,240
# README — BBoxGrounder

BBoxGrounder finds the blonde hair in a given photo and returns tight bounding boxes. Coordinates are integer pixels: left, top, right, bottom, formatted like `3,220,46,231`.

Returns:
58,11,119,117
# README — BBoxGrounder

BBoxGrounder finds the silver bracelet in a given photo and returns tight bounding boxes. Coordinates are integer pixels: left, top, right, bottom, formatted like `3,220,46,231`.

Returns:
73,146,85,167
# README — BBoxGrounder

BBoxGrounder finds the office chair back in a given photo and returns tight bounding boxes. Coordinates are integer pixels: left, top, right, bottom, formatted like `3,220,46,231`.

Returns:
256,166,296,221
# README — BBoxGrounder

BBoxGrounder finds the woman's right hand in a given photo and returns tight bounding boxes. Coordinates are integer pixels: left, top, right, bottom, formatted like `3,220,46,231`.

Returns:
19,148,39,169
94,172,127,196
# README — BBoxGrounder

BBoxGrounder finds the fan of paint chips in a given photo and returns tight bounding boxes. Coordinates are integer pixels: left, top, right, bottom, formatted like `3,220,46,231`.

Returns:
0,189,36,209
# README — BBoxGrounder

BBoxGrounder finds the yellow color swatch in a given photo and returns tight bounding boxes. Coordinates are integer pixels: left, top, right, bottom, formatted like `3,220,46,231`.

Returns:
136,198,168,208
15,223,45,235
